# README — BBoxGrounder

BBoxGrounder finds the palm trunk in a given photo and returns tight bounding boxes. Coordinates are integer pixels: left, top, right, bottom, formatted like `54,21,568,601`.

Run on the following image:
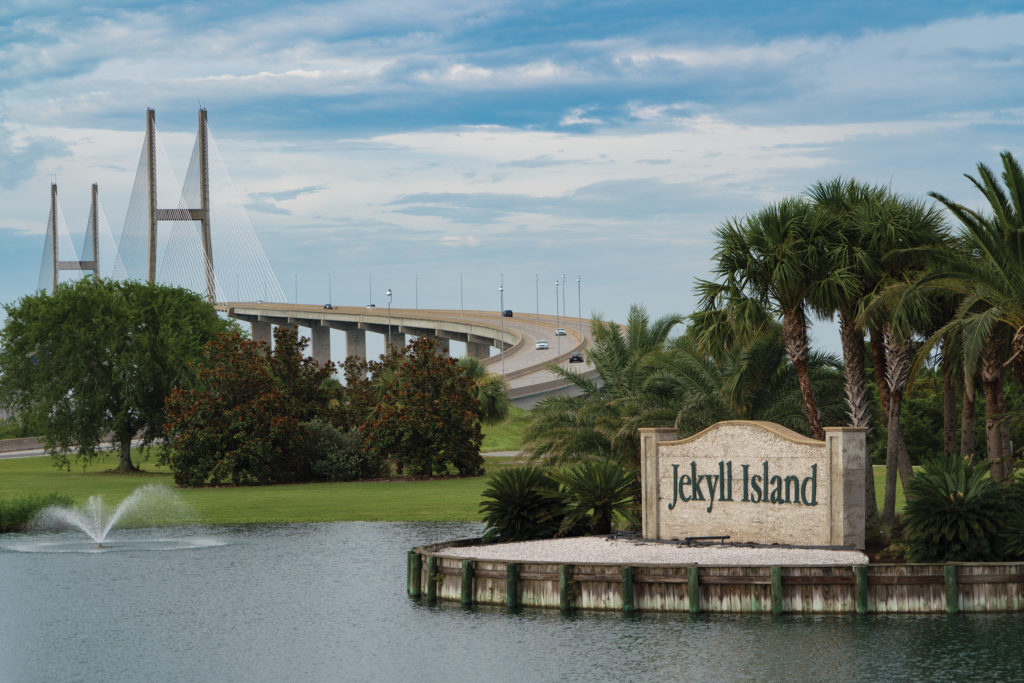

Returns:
882,388,903,526
838,310,877,527
870,325,890,413
981,341,1011,481
882,325,912,524
782,307,824,440
960,375,977,458
942,351,957,457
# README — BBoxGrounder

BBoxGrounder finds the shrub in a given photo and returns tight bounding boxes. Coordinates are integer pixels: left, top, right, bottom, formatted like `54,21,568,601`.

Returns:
549,455,639,535
479,466,566,543
0,493,73,532
999,472,1024,559
304,418,385,482
902,455,1004,562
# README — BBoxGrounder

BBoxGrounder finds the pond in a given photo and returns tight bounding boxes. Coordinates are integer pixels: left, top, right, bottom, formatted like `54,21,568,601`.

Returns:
2,522,1022,681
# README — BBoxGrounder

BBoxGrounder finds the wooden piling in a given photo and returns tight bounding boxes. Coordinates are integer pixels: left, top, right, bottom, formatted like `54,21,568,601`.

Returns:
621,566,635,613
855,565,868,614
559,564,573,612
944,565,959,614
770,566,783,615
426,556,438,602
687,566,701,614
407,551,422,597
461,560,474,605
507,563,520,608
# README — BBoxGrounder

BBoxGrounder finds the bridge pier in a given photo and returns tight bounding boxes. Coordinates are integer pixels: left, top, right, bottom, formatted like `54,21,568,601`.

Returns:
310,323,331,367
251,320,272,346
434,337,450,357
467,334,491,360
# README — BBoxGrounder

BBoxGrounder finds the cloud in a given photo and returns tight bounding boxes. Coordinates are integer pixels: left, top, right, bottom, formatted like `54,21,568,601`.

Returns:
0,130,70,189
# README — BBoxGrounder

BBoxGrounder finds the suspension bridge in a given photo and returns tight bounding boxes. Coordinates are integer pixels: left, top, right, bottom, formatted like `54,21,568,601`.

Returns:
36,109,593,406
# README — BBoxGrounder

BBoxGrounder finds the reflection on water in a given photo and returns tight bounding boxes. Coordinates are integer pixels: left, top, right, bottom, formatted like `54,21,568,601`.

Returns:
2,522,1022,682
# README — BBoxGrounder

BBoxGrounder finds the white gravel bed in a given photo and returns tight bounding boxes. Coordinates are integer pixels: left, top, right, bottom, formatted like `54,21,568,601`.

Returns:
438,536,868,566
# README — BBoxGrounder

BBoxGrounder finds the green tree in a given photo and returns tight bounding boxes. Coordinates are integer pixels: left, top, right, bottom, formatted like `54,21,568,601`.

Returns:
457,356,511,425
163,326,340,486
0,278,231,472
346,337,484,477
696,198,835,439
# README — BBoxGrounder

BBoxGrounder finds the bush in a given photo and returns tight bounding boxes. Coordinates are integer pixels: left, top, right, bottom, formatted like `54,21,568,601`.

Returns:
0,493,73,532
479,466,566,543
999,472,1024,559
549,455,639,535
902,455,1004,562
304,418,385,482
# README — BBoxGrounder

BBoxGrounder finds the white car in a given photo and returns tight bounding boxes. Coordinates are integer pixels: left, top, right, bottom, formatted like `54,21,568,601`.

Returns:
555,328,566,336
535,340,549,350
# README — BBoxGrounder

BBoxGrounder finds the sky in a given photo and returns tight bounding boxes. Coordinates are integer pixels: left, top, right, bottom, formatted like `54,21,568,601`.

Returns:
2,0,1024,355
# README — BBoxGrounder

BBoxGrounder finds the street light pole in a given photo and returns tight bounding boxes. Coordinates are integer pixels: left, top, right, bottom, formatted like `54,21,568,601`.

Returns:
386,288,392,348
561,274,566,330
460,273,463,312
554,280,560,355
328,274,332,307
415,273,418,309
576,274,582,336
499,283,505,376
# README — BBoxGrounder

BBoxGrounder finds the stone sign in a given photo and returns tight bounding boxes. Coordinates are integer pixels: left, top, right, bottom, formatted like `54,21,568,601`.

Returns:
640,421,866,549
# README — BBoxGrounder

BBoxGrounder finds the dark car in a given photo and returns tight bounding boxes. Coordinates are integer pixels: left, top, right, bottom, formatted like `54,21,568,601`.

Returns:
323,304,334,310
502,309,514,317
569,352,584,363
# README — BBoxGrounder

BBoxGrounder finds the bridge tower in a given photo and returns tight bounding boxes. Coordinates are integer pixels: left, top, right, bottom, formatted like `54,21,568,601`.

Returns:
146,108,214,301
45,182,100,292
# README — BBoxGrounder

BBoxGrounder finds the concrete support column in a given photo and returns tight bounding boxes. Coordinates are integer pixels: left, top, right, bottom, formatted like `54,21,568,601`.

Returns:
388,333,406,352
251,320,272,346
346,328,366,361
434,336,450,357
310,323,331,367
466,341,490,359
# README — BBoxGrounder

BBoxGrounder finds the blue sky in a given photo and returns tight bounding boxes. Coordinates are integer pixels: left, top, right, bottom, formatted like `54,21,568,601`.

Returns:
2,0,1024,353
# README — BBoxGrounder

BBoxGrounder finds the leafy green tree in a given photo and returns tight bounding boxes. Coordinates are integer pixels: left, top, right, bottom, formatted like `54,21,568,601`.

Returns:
345,336,484,477
0,278,231,472
163,327,340,486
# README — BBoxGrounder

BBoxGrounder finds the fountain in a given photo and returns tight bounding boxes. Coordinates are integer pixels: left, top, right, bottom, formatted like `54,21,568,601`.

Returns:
5,484,222,553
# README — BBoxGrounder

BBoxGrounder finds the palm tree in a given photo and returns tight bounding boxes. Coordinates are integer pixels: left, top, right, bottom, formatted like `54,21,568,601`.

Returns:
521,305,685,470
457,356,511,425
696,197,835,439
926,150,1024,480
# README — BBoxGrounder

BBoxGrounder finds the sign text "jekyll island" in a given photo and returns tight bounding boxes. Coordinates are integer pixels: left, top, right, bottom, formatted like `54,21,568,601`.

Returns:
667,461,818,513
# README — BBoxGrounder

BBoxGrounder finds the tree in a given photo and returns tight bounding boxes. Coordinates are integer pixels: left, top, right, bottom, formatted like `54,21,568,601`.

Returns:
457,356,511,425
163,326,340,486
0,278,231,472
521,305,684,469
345,336,484,477
696,198,837,439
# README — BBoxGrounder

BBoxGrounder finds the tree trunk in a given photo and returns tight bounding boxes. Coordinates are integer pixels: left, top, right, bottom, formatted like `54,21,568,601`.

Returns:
870,325,890,414
882,388,903,526
838,310,877,528
115,433,138,473
882,325,912,525
782,307,824,440
981,341,1011,481
942,352,957,457
960,375,977,459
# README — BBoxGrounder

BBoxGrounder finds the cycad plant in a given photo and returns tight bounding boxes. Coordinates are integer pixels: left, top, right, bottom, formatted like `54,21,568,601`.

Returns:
479,466,564,543
548,455,639,535
902,455,1004,561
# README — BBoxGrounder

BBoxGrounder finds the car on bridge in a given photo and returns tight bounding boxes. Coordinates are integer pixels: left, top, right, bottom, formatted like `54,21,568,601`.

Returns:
535,340,549,350
555,328,566,336
503,309,514,317
569,352,584,363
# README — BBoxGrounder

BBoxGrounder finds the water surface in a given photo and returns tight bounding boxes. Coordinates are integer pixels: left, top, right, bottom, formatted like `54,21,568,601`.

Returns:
2,522,1022,682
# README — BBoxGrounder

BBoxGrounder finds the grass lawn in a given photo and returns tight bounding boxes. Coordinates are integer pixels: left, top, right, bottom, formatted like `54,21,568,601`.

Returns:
480,405,530,452
2,449,904,526
0,451,524,524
